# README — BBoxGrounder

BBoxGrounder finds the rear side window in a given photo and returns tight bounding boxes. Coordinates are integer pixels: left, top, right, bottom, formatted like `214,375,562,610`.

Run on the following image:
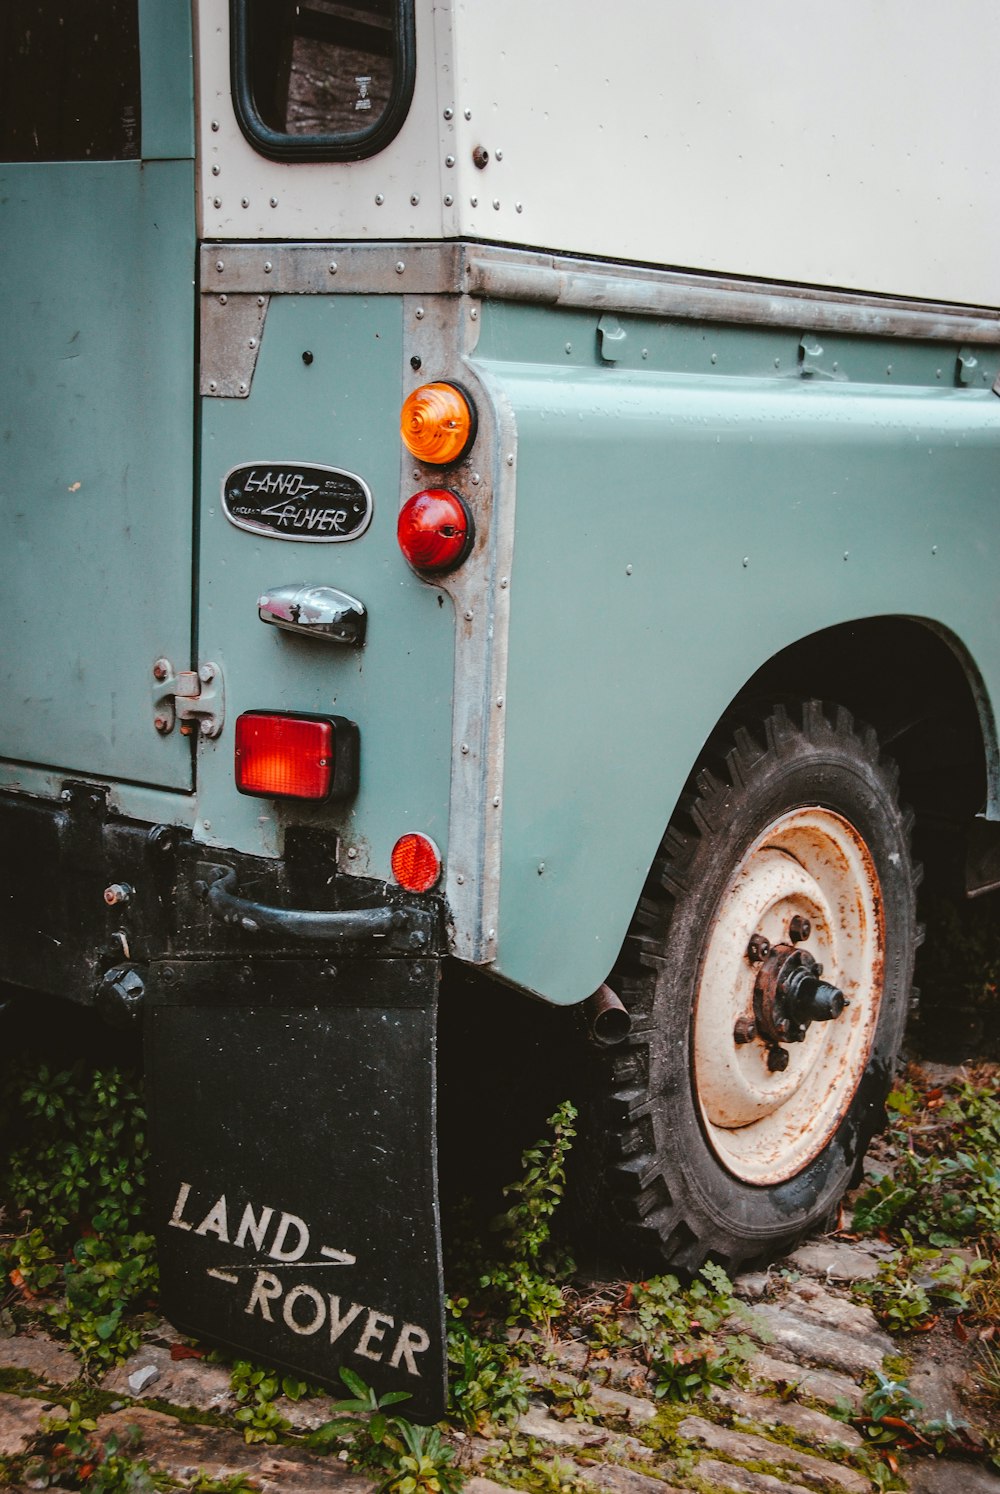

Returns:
232,0,415,162
0,0,141,162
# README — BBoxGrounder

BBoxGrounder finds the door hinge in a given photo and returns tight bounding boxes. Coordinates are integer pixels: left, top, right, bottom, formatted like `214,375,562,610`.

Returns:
152,659,225,739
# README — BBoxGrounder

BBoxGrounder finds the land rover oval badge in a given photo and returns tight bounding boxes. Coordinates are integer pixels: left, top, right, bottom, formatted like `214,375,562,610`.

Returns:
222,463,373,543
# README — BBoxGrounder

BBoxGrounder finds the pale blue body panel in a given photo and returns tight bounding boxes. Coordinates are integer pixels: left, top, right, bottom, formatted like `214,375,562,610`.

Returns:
0,158,196,789
0,2,195,791
194,294,454,867
476,310,1000,1003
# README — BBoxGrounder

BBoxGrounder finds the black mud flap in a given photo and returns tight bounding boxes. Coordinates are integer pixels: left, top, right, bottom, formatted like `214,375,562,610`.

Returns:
145,955,445,1421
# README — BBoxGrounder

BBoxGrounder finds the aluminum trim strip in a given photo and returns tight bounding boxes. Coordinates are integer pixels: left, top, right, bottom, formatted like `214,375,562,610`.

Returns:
200,242,1000,343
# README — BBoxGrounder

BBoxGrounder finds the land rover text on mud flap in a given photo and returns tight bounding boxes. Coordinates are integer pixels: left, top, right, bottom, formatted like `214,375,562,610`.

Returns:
2,0,999,1419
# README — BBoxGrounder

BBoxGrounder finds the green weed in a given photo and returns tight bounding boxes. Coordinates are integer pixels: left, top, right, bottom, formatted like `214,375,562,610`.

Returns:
229,1359,312,1444
308,1367,464,1494
600,1263,753,1402
0,1055,158,1370
476,1101,578,1327
854,1244,988,1332
446,1327,531,1431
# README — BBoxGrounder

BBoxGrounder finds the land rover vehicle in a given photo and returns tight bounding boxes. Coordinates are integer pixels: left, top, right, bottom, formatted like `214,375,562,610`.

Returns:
2,0,999,1417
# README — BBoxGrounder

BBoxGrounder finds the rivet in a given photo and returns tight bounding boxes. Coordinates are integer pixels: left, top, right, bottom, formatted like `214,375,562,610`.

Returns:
211,120,220,131
329,261,338,274
410,193,420,206
61,788,72,802
832,361,839,371
710,352,717,364
445,155,456,167
565,342,572,354
515,201,523,213
248,337,257,349
213,196,221,208
642,348,648,359
470,307,478,320
473,145,489,169
202,820,212,832
241,197,249,208
256,295,265,306
456,873,465,884
375,193,385,205
931,544,938,555
843,550,850,560
464,609,473,620
154,714,170,732
471,472,481,484
464,109,472,120
775,357,781,368
238,381,248,394
410,355,422,370
218,294,227,305
443,107,454,120
264,260,273,273
395,260,405,273
211,164,221,176
742,556,750,567
444,194,454,206
347,847,357,859
492,198,500,210
492,796,500,807
936,368,942,378
269,196,278,207
461,743,470,755
496,695,504,708
470,196,478,207
215,259,225,272
415,307,425,319
487,929,495,940
499,576,509,588
506,453,514,465
626,564,633,575
208,379,218,392
538,862,545,874
886,364,893,375
495,149,503,161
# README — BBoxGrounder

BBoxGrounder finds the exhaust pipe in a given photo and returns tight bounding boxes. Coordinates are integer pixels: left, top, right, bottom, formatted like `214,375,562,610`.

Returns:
585,983,631,1047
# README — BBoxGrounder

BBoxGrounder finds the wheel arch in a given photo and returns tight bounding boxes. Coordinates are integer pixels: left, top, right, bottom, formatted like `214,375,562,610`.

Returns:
720,616,995,887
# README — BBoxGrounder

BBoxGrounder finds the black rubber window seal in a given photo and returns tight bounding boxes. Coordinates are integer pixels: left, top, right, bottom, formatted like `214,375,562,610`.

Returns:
230,0,416,164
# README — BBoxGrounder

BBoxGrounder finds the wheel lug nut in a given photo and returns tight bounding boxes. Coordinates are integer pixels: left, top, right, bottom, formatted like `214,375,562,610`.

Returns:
767,1045,790,1072
733,1017,757,1044
789,914,811,943
747,933,771,963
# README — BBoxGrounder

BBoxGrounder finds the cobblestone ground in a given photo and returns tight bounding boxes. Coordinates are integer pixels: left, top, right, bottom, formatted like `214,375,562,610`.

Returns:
1,1231,998,1493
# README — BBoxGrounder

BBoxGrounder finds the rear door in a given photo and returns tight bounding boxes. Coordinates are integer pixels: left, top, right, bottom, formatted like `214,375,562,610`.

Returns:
0,1,196,791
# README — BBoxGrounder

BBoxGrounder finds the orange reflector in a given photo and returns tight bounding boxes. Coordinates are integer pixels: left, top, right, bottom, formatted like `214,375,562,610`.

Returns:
391,833,442,893
235,712,334,801
400,382,476,465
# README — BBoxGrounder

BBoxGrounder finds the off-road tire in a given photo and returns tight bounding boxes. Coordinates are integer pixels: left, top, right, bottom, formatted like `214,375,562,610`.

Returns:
600,700,919,1273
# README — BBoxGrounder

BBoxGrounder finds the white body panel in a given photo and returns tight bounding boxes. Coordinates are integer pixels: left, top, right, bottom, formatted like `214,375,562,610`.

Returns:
198,0,999,308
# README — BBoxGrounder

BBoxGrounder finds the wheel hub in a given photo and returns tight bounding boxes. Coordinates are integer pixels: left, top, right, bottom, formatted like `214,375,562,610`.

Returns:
750,940,848,1071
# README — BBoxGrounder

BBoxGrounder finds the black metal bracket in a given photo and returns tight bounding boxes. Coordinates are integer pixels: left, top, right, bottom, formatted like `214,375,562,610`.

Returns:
200,865,437,952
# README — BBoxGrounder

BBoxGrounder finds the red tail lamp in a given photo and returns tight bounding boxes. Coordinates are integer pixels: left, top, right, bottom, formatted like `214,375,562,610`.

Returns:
235,711,359,801
398,488,474,574
400,381,476,466
391,833,442,893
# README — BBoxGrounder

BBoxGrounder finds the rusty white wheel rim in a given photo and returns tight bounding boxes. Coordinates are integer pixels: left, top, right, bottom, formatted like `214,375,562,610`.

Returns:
692,807,884,1186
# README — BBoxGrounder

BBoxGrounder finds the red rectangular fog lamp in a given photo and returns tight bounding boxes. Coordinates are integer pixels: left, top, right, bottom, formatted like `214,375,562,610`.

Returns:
235,711,357,801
